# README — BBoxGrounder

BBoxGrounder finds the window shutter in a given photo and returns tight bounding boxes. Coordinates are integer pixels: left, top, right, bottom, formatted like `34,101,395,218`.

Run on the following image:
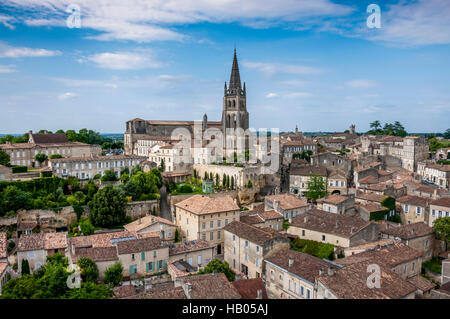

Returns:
146,262,149,272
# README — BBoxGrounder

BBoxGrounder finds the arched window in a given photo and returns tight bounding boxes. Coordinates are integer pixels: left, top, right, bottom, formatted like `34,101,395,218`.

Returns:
227,115,231,128
232,100,236,107
233,114,237,129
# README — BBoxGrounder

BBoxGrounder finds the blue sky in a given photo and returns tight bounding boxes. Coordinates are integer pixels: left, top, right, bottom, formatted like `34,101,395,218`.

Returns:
0,0,449,134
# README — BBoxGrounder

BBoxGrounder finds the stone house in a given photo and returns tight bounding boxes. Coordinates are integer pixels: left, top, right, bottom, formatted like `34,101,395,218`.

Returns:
417,163,450,190
239,202,284,231
223,221,289,279
116,236,169,279
288,209,379,248
315,259,416,299
310,151,353,178
397,195,430,225
282,140,317,166
353,163,382,188
327,170,348,195
49,154,146,180
17,232,68,273
124,215,177,244
336,242,423,280
379,222,435,260
0,131,101,168
358,202,388,222
175,194,240,255
264,193,309,222
316,194,355,215
264,249,334,299
289,165,327,197
168,239,215,270
429,197,450,227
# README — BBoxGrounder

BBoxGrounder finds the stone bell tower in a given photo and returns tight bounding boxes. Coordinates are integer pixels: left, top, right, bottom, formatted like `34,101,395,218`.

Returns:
221,49,249,157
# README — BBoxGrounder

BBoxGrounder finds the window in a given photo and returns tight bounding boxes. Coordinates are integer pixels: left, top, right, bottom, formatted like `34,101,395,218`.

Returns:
270,270,274,281
146,262,153,272
141,252,145,261
210,221,214,228
129,264,137,275
210,232,214,240
217,231,221,240
202,233,206,240
153,250,157,258
416,207,422,215
295,282,299,294
432,209,436,217
233,235,236,241
225,219,228,225
412,262,415,271
245,253,248,261
322,235,326,241
202,222,206,230
302,230,305,236
256,246,260,254
301,286,304,296
245,240,249,248
425,240,429,248
131,254,135,261
197,255,202,265
289,280,293,291
256,258,260,267
306,289,311,299
217,220,221,227
404,204,409,212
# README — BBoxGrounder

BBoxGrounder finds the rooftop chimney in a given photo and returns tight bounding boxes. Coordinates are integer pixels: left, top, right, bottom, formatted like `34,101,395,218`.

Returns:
288,256,294,267
319,268,324,276
328,267,335,276
184,282,192,299
257,289,263,299
304,216,309,223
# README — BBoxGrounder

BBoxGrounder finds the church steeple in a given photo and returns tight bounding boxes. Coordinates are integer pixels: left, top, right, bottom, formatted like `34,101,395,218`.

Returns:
229,48,241,92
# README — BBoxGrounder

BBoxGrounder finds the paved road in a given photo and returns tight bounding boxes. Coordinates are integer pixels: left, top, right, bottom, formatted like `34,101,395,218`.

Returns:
159,185,172,222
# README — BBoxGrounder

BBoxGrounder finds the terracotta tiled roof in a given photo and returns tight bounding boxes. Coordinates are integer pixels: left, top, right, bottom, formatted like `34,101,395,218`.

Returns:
0,143,36,150
265,193,308,210
290,209,370,239
359,202,385,213
179,273,241,299
239,214,264,225
169,240,214,255
116,236,162,255
124,215,176,233
112,285,138,299
18,232,68,252
317,259,416,299
317,194,350,205
223,221,287,245
336,242,423,268
397,195,429,207
431,197,450,208
0,232,7,259
71,246,118,263
290,166,327,177
31,133,68,144
69,231,137,248
407,274,436,292
355,192,388,203
265,249,333,283
380,222,434,239
175,195,239,215
426,164,450,172
232,278,268,299
144,283,187,299
17,222,38,232
359,175,378,184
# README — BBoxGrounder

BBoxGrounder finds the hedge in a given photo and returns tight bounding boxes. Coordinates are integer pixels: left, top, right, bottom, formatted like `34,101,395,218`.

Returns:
12,165,27,173
290,238,335,260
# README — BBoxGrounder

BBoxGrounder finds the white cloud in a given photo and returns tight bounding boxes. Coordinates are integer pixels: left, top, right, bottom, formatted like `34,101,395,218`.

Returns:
363,0,450,46
243,61,323,76
265,92,279,98
345,79,377,89
87,51,160,70
3,0,353,42
0,43,61,58
0,65,16,73
58,92,77,100
0,14,15,29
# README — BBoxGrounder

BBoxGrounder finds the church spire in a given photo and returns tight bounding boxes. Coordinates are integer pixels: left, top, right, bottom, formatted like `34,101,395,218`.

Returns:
228,48,242,94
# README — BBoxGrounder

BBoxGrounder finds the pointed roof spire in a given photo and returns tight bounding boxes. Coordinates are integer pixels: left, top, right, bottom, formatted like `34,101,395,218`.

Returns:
229,48,242,92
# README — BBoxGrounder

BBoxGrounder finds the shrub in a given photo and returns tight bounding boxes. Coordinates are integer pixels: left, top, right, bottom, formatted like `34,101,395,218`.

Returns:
21,259,30,275
179,184,193,193
12,165,27,173
104,262,123,287
290,238,334,260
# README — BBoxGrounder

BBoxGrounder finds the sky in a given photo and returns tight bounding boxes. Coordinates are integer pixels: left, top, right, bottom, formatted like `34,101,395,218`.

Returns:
0,0,449,134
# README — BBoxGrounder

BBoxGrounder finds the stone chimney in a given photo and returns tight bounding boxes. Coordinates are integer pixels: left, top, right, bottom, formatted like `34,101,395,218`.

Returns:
183,282,192,299
319,268,324,276
273,199,280,212
257,289,263,299
288,256,294,267
327,267,335,276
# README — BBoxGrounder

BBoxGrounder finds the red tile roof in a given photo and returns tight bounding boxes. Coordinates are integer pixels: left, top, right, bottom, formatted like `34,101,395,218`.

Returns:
232,278,268,299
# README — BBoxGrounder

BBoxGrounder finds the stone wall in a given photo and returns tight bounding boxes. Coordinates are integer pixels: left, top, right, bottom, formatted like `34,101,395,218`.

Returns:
126,200,160,220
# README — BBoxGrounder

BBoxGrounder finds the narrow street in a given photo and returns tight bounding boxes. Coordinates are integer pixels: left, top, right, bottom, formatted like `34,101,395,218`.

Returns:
158,185,172,222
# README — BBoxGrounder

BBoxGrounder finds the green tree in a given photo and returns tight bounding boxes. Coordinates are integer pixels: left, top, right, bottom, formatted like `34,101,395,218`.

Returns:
0,150,10,166
49,154,63,159
77,257,99,283
231,176,234,190
215,173,219,186
101,170,118,182
104,262,123,287
89,185,127,227
444,128,450,139
66,282,113,299
369,120,382,134
174,229,181,243
198,259,235,282
247,180,253,188
222,174,226,187
433,217,450,251
123,180,140,200
306,175,328,201
21,259,30,275
204,171,208,180
159,158,165,171
34,153,48,165
131,171,159,195
79,218,95,235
